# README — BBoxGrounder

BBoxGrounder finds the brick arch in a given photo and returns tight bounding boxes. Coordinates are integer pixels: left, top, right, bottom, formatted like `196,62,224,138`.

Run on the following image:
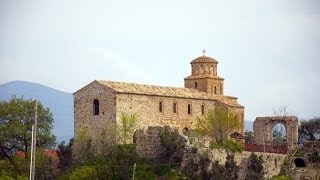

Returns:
253,116,299,151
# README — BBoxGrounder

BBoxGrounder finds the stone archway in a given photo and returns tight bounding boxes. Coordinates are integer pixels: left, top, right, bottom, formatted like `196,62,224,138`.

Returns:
254,116,299,151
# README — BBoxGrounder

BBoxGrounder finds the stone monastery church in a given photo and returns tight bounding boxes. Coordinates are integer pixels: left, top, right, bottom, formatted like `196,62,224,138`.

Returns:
74,54,245,141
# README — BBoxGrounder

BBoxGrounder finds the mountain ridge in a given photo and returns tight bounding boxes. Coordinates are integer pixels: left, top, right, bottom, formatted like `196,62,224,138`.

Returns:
0,80,74,143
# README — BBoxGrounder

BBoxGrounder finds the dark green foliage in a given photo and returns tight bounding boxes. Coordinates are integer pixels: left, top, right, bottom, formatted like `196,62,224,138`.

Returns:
245,130,254,144
211,160,225,180
159,126,186,166
299,117,320,143
0,96,56,163
35,148,57,179
246,153,264,180
72,129,94,164
182,150,200,179
182,152,213,180
57,138,73,172
198,153,213,180
0,96,56,179
224,153,239,180
58,144,158,180
309,150,320,163
0,148,56,179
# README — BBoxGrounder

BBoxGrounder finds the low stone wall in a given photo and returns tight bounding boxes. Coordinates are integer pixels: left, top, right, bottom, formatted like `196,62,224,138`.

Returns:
209,149,287,180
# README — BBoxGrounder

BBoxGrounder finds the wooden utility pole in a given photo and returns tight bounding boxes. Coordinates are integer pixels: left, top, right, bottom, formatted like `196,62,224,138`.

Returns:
132,163,136,180
29,101,37,180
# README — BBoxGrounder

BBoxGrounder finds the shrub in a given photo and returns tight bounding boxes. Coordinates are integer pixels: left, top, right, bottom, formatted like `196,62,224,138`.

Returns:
223,140,242,153
271,174,290,180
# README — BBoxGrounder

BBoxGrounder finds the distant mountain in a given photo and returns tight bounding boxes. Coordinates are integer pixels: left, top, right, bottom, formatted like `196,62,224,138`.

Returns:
245,120,253,132
0,80,73,143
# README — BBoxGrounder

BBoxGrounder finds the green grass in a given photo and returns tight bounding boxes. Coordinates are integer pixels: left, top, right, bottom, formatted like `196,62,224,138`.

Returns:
271,175,290,180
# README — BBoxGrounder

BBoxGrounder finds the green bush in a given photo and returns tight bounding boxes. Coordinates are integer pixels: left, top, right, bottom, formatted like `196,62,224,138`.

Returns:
210,142,223,149
271,175,290,180
58,166,97,180
223,140,242,153
310,150,320,163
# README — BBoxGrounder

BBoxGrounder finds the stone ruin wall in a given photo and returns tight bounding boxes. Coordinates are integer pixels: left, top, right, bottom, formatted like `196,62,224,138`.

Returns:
210,149,286,180
134,126,287,180
133,126,164,160
254,116,299,151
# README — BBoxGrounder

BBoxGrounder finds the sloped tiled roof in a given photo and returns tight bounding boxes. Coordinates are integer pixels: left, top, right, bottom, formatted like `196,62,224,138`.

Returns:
96,80,243,108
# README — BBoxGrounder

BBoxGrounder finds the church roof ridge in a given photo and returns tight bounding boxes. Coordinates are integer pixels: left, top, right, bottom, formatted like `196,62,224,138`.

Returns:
96,80,243,108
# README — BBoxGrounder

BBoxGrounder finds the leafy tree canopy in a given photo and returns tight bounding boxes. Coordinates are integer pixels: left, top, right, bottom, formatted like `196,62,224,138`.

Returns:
195,106,240,146
245,130,254,144
0,96,56,164
117,112,138,144
299,117,320,143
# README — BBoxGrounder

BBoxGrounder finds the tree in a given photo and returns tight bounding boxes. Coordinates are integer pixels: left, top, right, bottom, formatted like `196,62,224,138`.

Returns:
159,126,186,165
309,150,320,163
299,117,320,143
211,160,225,180
182,151,212,180
0,96,56,166
57,138,73,172
245,130,254,144
224,153,239,180
72,128,93,164
272,105,296,117
273,128,286,145
246,153,264,180
117,112,138,144
195,106,240,146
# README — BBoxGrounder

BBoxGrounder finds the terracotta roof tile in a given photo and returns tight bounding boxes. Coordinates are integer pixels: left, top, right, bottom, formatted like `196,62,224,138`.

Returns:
96,80,243,107
191,56,218,64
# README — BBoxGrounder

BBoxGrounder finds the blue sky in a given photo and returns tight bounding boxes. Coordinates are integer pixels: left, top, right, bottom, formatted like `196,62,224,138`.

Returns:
1,0,319,121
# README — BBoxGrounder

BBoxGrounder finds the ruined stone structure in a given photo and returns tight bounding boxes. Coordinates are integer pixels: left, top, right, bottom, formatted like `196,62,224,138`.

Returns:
134,126,286,180
254,116,299,151
74,55,244,143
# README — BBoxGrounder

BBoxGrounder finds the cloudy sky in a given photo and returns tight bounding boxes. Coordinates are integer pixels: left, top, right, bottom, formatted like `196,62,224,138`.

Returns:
1,0,319,121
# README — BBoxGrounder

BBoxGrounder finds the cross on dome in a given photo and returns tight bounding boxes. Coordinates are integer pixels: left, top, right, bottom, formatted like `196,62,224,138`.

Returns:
202,49,206,56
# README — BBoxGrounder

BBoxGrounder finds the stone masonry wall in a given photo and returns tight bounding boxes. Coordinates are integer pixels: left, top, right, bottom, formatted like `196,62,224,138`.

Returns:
209,149,286,180
134,127,164,160
116,93,244,135
74,81,117,141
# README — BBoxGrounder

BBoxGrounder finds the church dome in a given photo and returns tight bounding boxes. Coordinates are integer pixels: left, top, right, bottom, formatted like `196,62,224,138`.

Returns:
191,56,218,64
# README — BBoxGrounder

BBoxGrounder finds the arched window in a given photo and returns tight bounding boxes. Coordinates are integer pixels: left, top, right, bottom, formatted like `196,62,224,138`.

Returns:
188,104,192,115
173,102,177,113
159,101,163,113
195,82,198,88
214,86,217,94
93,99,99,116
201,104,205,115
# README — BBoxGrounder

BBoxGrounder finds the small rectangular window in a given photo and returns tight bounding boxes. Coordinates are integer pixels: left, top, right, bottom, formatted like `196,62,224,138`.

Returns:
159,102,163,112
